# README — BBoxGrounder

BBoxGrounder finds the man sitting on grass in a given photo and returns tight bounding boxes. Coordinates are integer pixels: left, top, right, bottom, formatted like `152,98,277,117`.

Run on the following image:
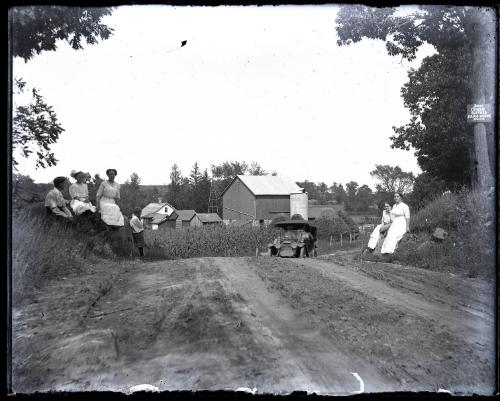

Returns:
44,176,73,222
130,207,145,257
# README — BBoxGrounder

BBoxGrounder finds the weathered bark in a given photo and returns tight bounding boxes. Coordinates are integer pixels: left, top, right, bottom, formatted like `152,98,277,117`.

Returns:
470,8,495,189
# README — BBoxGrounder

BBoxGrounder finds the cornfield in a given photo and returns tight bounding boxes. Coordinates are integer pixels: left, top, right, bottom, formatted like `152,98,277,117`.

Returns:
144,225,279,259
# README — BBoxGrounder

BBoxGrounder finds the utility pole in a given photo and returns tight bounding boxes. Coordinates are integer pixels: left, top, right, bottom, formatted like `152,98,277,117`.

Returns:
469,7,495,190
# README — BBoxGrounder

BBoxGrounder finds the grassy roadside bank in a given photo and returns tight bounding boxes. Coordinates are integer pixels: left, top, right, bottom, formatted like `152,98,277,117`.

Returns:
361,189,495,278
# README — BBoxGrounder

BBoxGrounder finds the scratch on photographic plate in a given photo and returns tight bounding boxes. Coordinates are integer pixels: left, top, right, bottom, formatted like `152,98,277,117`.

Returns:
351,372,364,394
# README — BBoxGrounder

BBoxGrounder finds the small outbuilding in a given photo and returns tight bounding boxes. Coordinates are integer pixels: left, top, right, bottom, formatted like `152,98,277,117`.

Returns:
174,210,202,229
197,213,223,226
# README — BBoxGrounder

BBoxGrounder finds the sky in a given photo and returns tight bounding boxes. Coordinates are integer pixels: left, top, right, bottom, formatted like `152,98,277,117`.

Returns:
12,5,435,188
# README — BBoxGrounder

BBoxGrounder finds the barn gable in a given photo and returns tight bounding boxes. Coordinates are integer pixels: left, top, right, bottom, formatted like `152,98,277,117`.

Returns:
222,175,304,221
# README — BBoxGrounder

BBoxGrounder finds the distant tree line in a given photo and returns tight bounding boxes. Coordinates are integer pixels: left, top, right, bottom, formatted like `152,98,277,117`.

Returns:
13,160,424,217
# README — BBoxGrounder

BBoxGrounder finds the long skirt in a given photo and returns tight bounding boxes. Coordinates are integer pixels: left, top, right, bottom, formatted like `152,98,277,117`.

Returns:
99,198,124,227
368,224,383,249
70,199,96,216
381,217,406,254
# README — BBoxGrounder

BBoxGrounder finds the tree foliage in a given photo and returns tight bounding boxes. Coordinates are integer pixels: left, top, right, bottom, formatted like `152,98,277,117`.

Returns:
11,6,114,62
370,164,415,195
11,6,114,169
336,5,496,188
12,79,64,169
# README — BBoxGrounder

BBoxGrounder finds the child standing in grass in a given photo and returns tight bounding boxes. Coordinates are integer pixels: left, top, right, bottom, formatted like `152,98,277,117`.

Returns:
130,207,145,257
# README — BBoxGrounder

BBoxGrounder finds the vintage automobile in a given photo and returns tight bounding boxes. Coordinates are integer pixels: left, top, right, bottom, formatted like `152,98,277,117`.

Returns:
268,219,318,258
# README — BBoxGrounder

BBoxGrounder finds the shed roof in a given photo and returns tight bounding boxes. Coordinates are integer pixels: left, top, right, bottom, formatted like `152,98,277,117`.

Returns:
141,202,174,218
175,210,197,221
150,212,169,225
222,175,303,197
197,213,222,223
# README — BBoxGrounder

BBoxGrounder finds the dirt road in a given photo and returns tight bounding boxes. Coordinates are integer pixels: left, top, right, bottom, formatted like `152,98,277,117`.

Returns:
12,254,495,395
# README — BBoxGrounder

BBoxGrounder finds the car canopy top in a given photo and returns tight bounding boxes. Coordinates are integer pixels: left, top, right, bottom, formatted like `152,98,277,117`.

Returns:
273,219,316,229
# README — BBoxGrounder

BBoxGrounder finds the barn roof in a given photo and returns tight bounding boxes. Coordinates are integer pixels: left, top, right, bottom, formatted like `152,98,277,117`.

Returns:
175,210,197,221
222,175,303,196
141,202,174,218
197,213,222,223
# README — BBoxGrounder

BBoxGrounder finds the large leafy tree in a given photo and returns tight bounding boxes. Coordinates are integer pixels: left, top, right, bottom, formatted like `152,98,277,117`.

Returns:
370,164,415,195
11,6,114,62
12,78,64,169
10,6,114,169
336,5,495,188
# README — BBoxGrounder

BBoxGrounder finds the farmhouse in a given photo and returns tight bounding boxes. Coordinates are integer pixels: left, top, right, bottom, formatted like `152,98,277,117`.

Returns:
221,175,304,223
141,201,176,230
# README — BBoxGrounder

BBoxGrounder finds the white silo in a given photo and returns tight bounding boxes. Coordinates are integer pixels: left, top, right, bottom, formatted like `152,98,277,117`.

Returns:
290,192,308,220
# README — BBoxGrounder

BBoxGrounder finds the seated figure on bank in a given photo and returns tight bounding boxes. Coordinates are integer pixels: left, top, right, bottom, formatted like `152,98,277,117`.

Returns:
44,176,73,221
365,202,393,253
69,170,97,216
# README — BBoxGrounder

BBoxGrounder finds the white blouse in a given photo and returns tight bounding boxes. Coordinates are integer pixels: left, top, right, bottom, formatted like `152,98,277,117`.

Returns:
69,183,89,199
97,180,121,200
391,202,410,219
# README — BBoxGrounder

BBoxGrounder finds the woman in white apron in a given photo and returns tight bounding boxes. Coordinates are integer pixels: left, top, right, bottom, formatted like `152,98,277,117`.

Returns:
96,168,124,227
366,202,393,252
69,171,97,215
381,193,410,254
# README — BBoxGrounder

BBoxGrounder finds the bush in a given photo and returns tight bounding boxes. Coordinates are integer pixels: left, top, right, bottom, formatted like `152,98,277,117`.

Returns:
410,191,459,233
337,211,359,234
315,216,350,240
144,225,279,259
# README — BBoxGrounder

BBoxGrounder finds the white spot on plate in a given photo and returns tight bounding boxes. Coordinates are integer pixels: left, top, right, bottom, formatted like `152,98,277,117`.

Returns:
236,387,257,394
129,384,159,393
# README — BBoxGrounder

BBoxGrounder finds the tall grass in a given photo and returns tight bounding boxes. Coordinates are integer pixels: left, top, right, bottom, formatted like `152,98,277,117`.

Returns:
144,225,279,259
12,210,86,303
410,191,459,232
11,205,136,304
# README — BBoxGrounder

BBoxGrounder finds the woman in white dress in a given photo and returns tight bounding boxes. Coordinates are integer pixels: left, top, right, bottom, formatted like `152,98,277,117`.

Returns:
96,169,124,227
366,202,393,252
69,171,97,215
381,193,410,254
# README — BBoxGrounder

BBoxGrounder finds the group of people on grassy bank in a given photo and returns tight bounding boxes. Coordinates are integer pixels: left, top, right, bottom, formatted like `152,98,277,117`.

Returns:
364,192,410,255
44,169,145,256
